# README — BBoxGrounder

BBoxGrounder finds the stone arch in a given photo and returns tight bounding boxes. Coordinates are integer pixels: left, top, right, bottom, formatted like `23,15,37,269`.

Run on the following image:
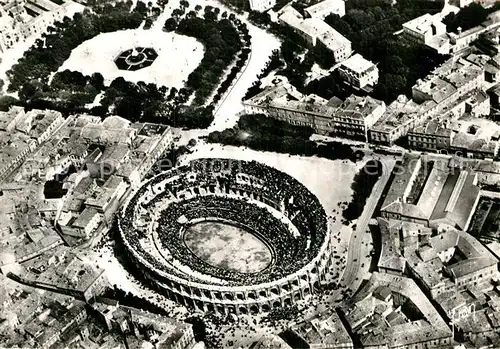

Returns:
259,290,267,298
304,287,310,296
236,293,245,301
292,279,299,287
203,290,212,299
176,294,186,306
207,304,215,312
239,307,248,315
195,301,204,311
185,298,195,309
225,293,234,301
284,298,292,306
311,267,318,274
217,305,225,315
247,292,257,300
273,300,282,309
214,292,222,300
227,305,236,314
313,281,320,292
294,292,301,301
261,304,270,312
166,289,176,301
271,287,280,296
281,283,291,292
250,305,259,315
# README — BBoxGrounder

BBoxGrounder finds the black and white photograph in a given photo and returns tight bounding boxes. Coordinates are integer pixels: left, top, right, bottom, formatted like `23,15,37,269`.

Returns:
1,0,500,347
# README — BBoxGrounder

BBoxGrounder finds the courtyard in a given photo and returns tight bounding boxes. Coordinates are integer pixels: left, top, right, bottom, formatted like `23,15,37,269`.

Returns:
469,196,500,242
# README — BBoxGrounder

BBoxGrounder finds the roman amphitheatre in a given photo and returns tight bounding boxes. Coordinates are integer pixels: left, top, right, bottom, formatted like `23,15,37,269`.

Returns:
58,29,204,88
118,158,337,315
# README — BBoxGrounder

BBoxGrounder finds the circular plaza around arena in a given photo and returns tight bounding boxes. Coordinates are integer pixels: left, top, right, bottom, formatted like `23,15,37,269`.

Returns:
118,158,334,315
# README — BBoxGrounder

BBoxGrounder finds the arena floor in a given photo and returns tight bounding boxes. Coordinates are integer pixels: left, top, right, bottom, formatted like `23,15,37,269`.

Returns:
183,221,272,274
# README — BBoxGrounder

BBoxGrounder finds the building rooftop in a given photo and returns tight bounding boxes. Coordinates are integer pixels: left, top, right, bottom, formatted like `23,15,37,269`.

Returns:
377,218,406,273
72,207,99,229
0,106,24,131
344,272,451,348
371,95,428,132
23,249,106,293
382,155,480,230
411,119,452,136
402,13,443,35
407,227,498,292
25,109,63,139
278,12,350,52
248,334,292,349
290,311,352,347
247,83,384,123
304,0,344,18
413,58,483,103
339,53,376,73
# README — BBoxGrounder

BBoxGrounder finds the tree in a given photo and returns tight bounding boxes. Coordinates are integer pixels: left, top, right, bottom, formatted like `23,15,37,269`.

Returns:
164,17,177,31
19,82,38,102
0,96,18,112
90,72,105,90
443,3,489,33
172,8,184,17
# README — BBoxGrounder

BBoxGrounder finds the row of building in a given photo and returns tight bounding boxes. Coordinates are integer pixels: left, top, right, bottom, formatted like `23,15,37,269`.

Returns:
249,0,345,18
243,81,385,140
0,106,175,263
0,106,64,182
0,271,197,349
245,50,500,159
277,3,351,64
374,153,500,346
282,153,500,349
401,9,500,55
0,0,84,57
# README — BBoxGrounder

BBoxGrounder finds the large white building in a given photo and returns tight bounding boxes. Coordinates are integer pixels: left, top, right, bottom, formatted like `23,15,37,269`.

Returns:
0,0,84,57
304,0,345,20
337,53,379,90
402,13,446,45
369,56,485,145
249,0,276,12
243,82,386,141
278,11,351,63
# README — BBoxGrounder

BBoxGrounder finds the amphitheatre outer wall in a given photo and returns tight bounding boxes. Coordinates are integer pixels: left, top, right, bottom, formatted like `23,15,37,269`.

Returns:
117,159,335,315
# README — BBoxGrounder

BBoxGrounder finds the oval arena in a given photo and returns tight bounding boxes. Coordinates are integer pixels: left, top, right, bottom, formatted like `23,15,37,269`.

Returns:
118,158,334,315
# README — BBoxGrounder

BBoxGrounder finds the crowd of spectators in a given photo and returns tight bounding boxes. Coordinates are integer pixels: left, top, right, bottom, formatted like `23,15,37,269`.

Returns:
118,159,328,287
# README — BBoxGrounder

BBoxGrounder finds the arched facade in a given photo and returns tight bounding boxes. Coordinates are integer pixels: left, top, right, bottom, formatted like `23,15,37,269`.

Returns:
118,159,335,314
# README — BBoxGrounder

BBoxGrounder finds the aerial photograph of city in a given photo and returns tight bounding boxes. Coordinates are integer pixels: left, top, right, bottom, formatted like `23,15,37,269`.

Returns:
1,0,500,348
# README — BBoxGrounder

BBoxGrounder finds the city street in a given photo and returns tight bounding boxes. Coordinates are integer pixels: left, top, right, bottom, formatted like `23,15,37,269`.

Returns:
333,157,396,299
